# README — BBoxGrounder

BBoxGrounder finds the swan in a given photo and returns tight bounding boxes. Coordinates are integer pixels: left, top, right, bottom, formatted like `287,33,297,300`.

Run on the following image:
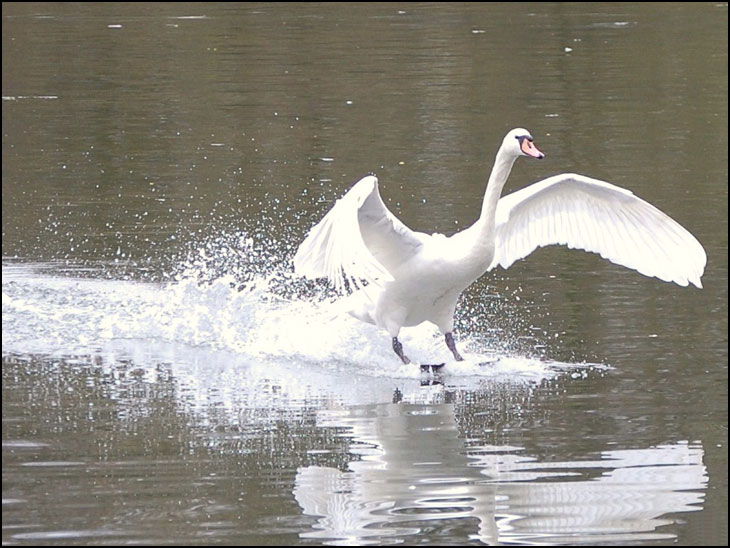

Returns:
293,128,706,365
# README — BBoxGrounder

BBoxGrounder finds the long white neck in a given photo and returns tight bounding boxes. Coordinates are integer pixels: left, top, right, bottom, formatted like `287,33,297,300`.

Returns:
478,145,519,236
450,144,519,280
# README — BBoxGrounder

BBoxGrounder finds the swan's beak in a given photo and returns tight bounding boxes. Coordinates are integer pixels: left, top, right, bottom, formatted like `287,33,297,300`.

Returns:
521,138,544,159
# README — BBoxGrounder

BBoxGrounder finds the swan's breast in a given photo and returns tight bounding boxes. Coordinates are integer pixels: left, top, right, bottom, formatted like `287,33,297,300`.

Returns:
374,232,492,322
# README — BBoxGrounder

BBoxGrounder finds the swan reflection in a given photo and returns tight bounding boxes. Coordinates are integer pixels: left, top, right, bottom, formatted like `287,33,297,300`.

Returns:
294,403,706,545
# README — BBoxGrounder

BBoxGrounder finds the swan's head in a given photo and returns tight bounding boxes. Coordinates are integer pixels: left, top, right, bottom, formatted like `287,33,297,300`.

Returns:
503,128,544,160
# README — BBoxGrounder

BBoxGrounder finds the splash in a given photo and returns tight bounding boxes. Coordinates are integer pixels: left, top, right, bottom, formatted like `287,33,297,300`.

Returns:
2,230,601,382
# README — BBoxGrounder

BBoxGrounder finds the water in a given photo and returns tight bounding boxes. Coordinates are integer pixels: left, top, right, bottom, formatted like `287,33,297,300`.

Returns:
3,3,727,545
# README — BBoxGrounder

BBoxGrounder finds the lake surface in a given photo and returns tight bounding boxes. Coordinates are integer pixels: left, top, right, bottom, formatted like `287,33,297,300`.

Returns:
2,3,727,545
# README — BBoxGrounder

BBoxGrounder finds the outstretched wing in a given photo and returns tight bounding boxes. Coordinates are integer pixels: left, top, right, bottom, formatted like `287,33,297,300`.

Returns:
488,173,706,288
294,175,425,292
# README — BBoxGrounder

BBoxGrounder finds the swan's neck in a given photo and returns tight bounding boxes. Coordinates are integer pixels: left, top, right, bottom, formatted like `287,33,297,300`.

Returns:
449,145,517,280
478,147,518,233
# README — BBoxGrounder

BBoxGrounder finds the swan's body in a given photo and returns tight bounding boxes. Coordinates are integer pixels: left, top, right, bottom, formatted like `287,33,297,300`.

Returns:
294,128,706,364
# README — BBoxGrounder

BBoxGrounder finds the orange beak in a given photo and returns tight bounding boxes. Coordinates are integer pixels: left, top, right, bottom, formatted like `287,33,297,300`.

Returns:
521,138,544,159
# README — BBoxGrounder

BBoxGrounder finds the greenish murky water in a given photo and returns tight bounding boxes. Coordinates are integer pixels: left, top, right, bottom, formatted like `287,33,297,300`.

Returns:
3,3,727,545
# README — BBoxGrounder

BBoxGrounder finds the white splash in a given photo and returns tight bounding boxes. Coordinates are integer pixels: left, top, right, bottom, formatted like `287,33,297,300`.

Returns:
2,231,603,392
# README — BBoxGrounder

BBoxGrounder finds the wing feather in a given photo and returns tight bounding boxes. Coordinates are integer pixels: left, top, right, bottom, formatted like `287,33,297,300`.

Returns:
489,173,706,288
294,175,424,292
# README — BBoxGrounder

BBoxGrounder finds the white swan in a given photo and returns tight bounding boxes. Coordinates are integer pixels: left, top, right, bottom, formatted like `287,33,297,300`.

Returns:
294,128,706,364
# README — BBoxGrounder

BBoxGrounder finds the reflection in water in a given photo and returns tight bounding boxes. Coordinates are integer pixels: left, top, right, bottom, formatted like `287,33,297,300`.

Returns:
294,404,706,545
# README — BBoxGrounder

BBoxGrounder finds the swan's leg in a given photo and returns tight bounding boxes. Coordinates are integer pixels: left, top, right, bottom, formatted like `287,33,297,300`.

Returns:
392,337,411,364
445,332,464,361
